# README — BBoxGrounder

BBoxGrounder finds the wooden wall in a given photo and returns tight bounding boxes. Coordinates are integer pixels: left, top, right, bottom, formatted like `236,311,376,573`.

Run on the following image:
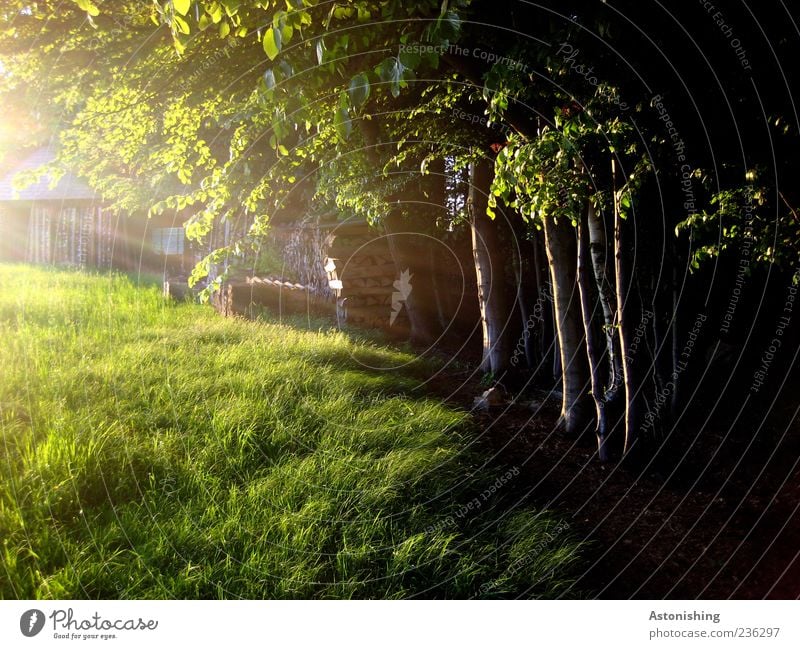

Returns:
0,201,122,269
26,203,116,268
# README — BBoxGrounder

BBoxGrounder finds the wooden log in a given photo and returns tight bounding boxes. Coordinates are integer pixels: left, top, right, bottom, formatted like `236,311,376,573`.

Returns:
340,262,397,280
327,241,382,256
339,285,393,296
327,238,389,253
326,222,373,236
329,234,373,245
216,280,335,318
344,295,393,307
370,254,394,265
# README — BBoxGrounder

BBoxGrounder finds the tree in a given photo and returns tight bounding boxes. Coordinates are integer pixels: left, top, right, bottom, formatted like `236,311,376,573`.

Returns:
4,0,800,465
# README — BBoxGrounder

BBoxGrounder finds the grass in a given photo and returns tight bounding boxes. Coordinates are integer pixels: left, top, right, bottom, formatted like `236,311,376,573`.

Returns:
0,264,580,598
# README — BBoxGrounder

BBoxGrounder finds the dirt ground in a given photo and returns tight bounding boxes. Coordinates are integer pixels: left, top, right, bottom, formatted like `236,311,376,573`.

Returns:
425,367,800,599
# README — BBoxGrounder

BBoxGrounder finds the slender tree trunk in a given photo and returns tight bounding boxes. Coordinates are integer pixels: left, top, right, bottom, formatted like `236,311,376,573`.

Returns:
586,201,622,401
509,216,539,369
578,207,609,460
470,158,513,375
423,158,451,333
651,289,667,402
543,213,591,434
513,251,538,370
670,236,681,419
614,162,644,455
531,230,556,378
430,242,451,332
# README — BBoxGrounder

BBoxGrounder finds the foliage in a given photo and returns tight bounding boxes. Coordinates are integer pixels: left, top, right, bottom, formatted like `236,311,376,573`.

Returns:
677,180,800,272
2,0,799,284
491,88,645,226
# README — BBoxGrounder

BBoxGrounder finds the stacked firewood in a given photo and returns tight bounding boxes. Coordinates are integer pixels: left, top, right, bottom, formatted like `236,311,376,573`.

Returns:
323,222,400,329
213,218,410,330
213,275,334,318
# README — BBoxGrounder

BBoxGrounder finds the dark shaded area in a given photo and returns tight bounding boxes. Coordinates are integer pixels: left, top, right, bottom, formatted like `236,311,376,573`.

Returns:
421,359,800,599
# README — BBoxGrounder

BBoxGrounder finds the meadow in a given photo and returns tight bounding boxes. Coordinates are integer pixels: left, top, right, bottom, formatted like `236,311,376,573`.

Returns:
0,265,579,598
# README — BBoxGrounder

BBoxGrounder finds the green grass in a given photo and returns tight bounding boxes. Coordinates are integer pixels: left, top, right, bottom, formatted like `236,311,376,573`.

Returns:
0,264,580,599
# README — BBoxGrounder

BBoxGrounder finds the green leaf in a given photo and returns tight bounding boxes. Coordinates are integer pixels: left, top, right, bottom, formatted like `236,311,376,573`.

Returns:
263,68,276,90
173,0,191,16
206,2,223,23
376,57,404,98
263,27,282,61
75,0,100,16
398,51,420,69
219,21,230,38
443,11,461,36
173,14,190,34
334,106,352,142
348,73,370,109
278,60,294,80
315,38,327,65
333,5,354,19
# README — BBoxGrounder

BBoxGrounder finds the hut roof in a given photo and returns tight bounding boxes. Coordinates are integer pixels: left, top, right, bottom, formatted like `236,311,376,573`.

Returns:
0,147,97,202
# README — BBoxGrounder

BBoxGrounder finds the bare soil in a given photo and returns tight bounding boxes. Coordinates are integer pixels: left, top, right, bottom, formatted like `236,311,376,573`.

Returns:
425,367,800,599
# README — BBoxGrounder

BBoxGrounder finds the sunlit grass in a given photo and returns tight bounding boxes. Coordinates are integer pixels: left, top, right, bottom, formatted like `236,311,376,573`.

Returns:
0,264,580,598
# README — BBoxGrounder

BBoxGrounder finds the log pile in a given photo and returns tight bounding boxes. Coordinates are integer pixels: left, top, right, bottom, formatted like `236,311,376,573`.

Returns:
213,218,414,331
323,221,402,330
213,275,335,318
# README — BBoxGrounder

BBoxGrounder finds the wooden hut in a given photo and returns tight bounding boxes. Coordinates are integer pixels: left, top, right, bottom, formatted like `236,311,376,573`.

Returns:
0,147,126,269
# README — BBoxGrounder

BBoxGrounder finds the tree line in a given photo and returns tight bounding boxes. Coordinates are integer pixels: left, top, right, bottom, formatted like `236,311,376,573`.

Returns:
2,0,799,462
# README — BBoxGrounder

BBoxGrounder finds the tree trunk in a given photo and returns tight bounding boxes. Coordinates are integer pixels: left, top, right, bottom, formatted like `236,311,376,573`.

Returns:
429,241,451,332
531,229,557,379
586,201,622,401
422,158,451,334
470,158,514,376
510,216,540,370
578,207,609,460
614,164,644,456
543,213,591,434
670,236,681,419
